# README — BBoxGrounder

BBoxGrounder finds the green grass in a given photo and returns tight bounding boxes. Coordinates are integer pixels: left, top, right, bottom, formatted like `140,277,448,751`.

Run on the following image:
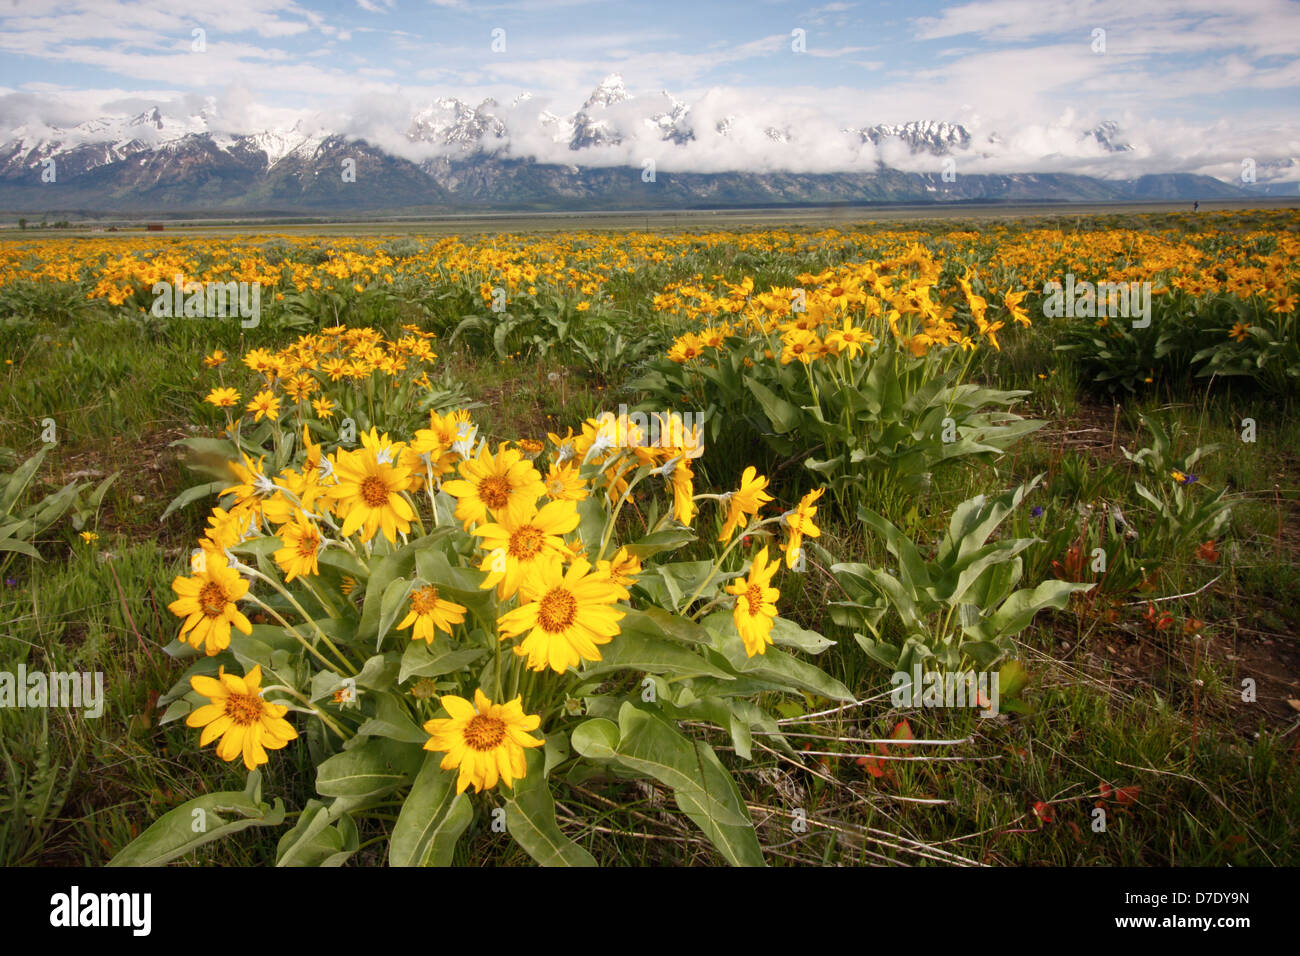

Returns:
1,207,1297,866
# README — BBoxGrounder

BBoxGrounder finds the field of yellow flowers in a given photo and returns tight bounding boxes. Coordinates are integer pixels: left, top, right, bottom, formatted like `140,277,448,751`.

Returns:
1,206,1298,867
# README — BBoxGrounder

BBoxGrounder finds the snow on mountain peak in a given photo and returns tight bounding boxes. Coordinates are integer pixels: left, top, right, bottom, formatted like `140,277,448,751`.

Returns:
583,73,629,110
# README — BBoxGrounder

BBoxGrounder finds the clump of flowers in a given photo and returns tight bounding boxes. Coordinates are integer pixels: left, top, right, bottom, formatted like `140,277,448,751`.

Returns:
125,370,845,869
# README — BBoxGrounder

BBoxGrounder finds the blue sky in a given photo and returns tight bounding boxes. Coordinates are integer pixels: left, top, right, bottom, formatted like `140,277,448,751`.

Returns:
1,0,1297,179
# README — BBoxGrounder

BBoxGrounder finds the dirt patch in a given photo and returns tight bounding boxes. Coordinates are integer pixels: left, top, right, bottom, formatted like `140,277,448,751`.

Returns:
1057,611,1300,735
45,425,199,545
1037,396,1137,463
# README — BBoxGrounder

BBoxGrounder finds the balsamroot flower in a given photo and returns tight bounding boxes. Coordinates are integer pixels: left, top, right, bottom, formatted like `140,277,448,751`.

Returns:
328,447,415,543
783,487,823,569
422,688,544,793
726,546,780,657
272,513,323,582
718,467,773,542
474,499,580,599
442,443,546,530
397,585,468,643
168,546,253,656
497,557,626,673
186,665,298,770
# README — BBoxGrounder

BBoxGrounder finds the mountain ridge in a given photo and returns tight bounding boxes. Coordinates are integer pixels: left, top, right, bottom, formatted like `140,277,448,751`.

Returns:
0,73,1287,214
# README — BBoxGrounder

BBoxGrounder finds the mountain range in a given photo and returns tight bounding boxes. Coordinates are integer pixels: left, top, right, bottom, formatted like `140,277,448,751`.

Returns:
0,74,1292,216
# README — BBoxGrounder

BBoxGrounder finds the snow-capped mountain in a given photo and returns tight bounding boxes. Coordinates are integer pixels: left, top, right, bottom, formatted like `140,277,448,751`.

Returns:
644,91,694,146
218,124,331,169
582,73,631,111
409,98,507,152
1088,121,1135,153
860,121,972,155
0,75,1268,213
569,73,633,150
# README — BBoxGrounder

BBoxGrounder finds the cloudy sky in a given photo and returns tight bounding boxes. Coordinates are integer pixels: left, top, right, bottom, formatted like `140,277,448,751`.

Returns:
0,0,1297,180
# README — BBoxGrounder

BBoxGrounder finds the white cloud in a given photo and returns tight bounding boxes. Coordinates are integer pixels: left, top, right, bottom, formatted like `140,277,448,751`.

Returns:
0,0,1295,181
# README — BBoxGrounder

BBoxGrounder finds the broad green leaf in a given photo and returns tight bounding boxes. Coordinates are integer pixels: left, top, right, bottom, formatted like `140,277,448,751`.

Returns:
999,659,1030,699
582,629,734,681
389,753,472,867
504,748,596,867
1,447,47,515
987,579,1091,639
570,718,620,760
108,784,285,867
355,652,401,692
316,737,422,799
856,506,930,591
940,538,1036,605
770,617,834,654
614,702,764,867
625,527,696,560
398,640,487,683
354,694,428,744
618,605,712,645
276,799,360,867
413,548,495,616
357,531,450,646
0,537,40,558
745,377,802,434
376,576,417,650
702,611,852,702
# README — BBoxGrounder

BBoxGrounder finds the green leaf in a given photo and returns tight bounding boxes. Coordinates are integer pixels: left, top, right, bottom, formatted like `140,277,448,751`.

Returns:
389,753,472,866
770,617,834,654
355,652,401,692
856,506,930,592
357,532,450,646
987,579,1092,639
0,537,40,558
276,799,360,867
570,718,621,759
159,480,227,523
318,548,368,582
619,605,712,644
376,576,416,650
613,702,764,866
574,492,607,552
625,527,696,560
942,538,1036,606
354,694,429,744
1,447,47,515
108,784,286,867
504,748,597,867
316,738,422,799
702,612,853,701
999,659,1030,699
745,377,802,434
582,628,735,681
413,548,495,616
398,640,488,684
